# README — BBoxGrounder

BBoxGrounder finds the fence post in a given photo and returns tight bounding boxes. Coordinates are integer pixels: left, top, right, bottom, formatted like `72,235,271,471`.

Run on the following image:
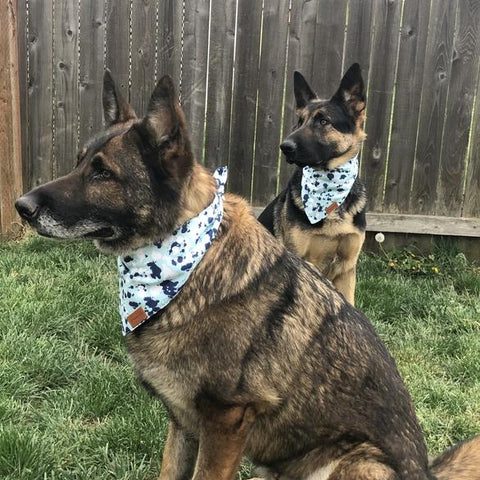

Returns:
0,0,23,238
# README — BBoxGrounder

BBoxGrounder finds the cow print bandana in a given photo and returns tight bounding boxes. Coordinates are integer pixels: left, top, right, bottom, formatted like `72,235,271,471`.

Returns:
118,166,227,335
301,155,359,224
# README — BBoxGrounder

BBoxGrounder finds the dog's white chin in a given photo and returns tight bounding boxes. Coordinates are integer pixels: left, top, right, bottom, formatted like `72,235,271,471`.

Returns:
34,212,117,240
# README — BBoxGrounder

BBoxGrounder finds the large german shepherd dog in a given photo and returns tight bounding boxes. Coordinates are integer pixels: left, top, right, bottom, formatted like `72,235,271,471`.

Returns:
15,72,479,480
258,64,367,305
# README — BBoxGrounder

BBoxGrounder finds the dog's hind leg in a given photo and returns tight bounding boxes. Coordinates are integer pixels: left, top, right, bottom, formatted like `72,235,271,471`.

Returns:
158,421,198,480
328,459,398,480
192,399,257,480
325,442,429,480
430,435,480,480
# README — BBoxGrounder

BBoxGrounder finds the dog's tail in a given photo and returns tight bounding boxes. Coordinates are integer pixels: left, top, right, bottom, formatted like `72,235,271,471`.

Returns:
429,435,480,479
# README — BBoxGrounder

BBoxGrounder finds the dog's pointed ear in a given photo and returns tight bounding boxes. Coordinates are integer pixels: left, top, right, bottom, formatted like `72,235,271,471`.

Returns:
141,75,179,145
294,71,317,109
102,69,137,126
332,63,365,114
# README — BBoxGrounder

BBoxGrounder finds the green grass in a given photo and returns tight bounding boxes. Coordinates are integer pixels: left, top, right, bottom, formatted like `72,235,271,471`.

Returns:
0,236,479,479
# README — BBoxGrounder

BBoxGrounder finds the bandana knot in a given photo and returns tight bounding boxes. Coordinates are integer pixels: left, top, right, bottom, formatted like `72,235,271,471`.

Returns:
118,166,227,335
301,155,358,224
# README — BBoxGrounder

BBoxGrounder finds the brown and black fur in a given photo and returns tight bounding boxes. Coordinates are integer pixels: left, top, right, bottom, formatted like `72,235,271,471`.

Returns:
16,72,480,480
258,64,367,305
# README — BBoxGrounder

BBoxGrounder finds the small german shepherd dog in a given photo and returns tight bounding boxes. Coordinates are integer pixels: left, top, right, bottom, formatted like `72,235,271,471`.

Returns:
258,64,367,305
16,73,479,480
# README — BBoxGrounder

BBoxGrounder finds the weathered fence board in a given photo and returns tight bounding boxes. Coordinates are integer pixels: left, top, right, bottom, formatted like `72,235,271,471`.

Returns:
383,0,431,214
156,0,183,88
343,0,374,85
361,0,402,212
365,212,480,237
436,0,480,216
228,0,263,199
78,0,106,146
463,59,480,218
250,207,480,238
105,0,130,100
181,0,210,163
27,0,54,188
53,0,79,177
17,0,28,190
251,0,290,206
311,0,348,99
0,0,23,236
411,0,457,215
203,0,236,170
8,0,480,239
130,0,158,117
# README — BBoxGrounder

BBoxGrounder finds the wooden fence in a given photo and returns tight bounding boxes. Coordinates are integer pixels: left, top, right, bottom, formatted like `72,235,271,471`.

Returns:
2,0,480,237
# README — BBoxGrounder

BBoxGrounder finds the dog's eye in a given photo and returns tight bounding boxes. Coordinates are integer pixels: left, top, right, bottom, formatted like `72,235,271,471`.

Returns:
91,156,113,180
92,168,112,181
317,118,330,126
96,169,112,180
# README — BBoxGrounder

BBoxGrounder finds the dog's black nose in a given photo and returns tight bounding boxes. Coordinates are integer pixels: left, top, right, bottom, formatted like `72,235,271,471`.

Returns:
280,140,297,155
15,195,40,221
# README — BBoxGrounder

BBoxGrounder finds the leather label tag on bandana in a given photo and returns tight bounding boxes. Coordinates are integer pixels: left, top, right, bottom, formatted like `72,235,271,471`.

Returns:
326,202,339,215
127,306,148,329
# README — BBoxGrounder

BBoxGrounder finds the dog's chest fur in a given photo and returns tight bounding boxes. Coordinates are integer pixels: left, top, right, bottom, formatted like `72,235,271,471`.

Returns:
271,170,367,281
285,221,364,276
125,303,242,432
127,327,203,428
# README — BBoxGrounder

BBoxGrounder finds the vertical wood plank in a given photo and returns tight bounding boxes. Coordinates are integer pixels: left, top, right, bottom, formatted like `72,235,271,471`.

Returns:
436,0,480,216
343,0,374,83
463,62,480,217
130,0,157,117
0,0,23,236
181,0,210,162
156,0,183,90
360,0,402,212
286,0,318,82
28,0,54,187
278,0,318,189
105,0,130,100
227,0,263,198
17,0,29,191
203,0,236,170
251,0,290,206
411,0,457,214
78,0,106,145
383,0,431,213
53,0,79,177
311,0,348,98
